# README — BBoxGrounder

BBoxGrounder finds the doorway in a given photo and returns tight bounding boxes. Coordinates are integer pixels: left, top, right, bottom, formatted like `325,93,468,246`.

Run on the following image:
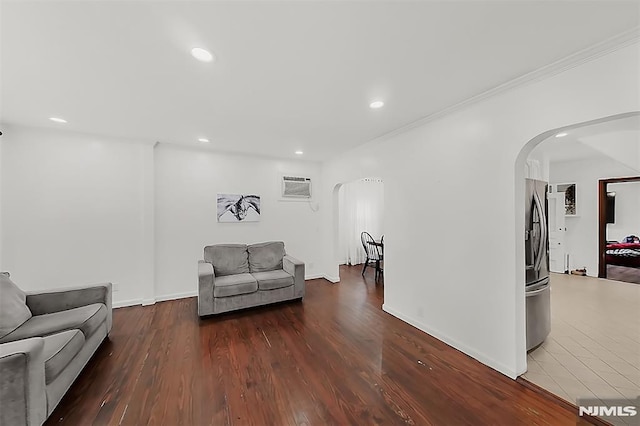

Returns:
519,112,640,414
598,176,640,283
335,177,384,282
547,191,567,274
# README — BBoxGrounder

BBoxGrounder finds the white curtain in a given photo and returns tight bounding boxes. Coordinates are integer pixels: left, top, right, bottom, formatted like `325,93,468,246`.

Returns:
339,178,384,265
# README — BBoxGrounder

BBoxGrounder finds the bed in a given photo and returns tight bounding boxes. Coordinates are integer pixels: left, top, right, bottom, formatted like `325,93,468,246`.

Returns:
606,242,640,268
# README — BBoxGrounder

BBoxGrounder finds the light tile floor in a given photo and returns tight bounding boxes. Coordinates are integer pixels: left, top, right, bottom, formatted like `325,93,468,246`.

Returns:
523,273,640,425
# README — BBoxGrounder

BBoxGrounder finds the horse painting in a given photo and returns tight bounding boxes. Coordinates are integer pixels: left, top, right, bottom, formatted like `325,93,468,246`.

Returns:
217,194,261,222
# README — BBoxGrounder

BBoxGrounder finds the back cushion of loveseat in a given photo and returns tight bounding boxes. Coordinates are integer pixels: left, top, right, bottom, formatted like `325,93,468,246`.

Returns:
204,244,250,276
248,242,285,273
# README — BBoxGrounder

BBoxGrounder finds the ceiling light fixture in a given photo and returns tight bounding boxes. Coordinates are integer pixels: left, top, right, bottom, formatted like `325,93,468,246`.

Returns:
369,101,384,109
49,117,67,123
198,138,210,143
191,47,214,63
555,132,568,138
295,151,303,155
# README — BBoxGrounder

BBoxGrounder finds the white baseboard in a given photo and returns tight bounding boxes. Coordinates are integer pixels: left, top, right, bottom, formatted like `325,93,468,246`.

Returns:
114,291,198,308
304,273,324,280
113,298,143,308
382,303,518,379
114,278,347,309
155,290,198,303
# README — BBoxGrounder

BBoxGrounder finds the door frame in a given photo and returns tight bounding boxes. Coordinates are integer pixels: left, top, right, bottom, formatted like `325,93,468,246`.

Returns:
547,192,567,273
597,175,640,278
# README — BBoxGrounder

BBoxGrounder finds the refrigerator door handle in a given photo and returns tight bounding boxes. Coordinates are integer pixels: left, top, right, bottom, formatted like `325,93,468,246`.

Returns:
526,282,550,296
533,190,547,272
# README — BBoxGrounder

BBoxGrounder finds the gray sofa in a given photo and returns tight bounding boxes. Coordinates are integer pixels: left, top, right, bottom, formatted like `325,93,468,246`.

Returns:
0,272,112,426
198,241,305,316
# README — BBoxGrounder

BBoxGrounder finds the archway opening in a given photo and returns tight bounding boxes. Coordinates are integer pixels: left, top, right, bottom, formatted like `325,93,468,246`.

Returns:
332,177,385,287
515,111,640,404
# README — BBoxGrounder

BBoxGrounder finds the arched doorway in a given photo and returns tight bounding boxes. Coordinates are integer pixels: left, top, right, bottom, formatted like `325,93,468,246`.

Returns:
515,111,640,406
332,177,385,283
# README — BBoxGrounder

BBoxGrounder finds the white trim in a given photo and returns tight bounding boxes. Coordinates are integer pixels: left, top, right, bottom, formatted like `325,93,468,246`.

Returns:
304,273,324,280
113,298,143,308
323,274,340,283
155,290,198,303
382,303,518,380
342,28,640,155
115,280,343,309
0,122,156,146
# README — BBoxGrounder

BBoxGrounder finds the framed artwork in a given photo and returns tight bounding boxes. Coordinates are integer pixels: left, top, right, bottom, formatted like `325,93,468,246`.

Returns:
556,183,577,216
217,194,261,222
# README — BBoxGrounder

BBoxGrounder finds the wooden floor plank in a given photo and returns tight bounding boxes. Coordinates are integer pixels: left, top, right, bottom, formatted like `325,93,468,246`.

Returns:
47,265,598,425
607,264,640,284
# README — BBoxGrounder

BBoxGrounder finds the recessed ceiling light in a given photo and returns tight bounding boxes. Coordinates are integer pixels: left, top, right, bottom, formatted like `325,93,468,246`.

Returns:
555,132,568,138
49,117,67,123
191,47,214,63
295,150,303,155
369,101,384,109
198,138,210,143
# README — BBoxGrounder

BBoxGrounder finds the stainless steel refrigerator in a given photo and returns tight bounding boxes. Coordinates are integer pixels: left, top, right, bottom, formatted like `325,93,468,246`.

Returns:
525,178,551,351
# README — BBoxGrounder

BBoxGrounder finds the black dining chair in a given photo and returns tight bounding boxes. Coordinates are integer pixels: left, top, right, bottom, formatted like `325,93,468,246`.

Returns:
361,232,383,281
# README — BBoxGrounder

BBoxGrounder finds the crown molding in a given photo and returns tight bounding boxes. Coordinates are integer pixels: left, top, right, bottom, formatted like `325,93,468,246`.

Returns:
367,27,640,147
0,122,158,146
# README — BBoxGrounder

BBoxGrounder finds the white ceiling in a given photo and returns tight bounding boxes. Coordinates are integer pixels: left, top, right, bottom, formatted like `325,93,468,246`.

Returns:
531,115,640,169
533,138,605,163
1,1,639,161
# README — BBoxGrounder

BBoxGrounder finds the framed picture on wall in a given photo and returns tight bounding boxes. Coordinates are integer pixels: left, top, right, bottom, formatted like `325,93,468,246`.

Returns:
217,194,261,222
555,183,577,216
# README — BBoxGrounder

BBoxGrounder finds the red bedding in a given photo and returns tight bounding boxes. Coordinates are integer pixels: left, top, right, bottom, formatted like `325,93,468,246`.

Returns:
606,242,640,268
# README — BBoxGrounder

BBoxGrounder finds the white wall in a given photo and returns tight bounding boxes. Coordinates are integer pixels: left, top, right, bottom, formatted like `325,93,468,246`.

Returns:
0,136,3,270
0,126,154,306
0,130,323,304
549,157,638,275
525,153,550,182
319,43,640,378
154,144,322,299
607,180,640,242
582,131,640,171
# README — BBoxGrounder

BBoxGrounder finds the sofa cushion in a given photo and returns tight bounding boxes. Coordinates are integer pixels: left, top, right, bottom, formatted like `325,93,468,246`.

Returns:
0,273,33,340
42,330,85,384
0,303,107,343
204,244,250,277
248,241,285,273
252,270,294,291
213,273,258,298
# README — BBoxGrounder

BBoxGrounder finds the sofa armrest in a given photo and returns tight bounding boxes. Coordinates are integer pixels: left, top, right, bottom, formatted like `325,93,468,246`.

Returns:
26,283,113,332
283,255,305,299
198,261,216,317
0,338,47,426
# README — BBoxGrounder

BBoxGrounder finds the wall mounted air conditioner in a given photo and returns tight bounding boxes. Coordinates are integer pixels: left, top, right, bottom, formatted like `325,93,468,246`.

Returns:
282,176,312,199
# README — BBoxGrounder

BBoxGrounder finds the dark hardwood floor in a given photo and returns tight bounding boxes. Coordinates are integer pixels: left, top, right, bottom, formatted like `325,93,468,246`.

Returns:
606,264,640,284
47,266,596,425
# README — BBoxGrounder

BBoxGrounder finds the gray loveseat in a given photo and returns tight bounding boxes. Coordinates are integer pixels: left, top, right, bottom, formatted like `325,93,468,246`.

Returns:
0,272,112,426
198,241,304,316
